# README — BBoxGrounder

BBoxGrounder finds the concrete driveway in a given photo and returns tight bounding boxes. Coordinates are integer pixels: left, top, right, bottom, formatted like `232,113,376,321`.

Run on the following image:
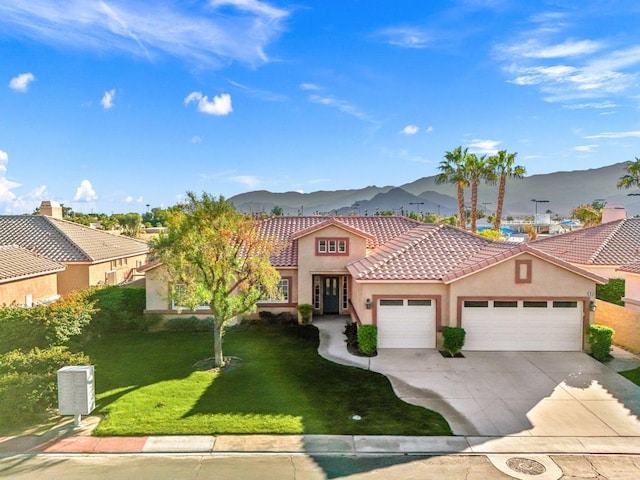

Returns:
315,318,640,437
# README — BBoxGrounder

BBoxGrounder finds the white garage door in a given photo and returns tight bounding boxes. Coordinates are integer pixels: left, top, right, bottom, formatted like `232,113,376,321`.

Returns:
377,299,436,348
462,299,583,351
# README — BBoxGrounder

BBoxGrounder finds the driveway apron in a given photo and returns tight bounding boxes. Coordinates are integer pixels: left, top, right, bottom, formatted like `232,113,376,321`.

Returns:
314,318,640,437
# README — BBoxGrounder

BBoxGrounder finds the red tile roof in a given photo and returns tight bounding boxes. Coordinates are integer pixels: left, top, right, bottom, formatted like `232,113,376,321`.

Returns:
258,215,423,267
532,218,640,266
0,245,66,284
347,224,607,283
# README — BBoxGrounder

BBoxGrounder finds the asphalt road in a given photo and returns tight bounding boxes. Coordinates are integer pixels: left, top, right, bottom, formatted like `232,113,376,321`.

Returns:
1,453,639,480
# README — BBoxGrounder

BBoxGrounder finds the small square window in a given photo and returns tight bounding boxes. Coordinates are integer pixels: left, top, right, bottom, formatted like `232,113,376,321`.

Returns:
328,240,337,253
338,240,347,253
318,240,327,253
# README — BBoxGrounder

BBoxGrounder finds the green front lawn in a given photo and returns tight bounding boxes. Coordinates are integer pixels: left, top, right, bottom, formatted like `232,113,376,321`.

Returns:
620,367,640,386
85,325,451,436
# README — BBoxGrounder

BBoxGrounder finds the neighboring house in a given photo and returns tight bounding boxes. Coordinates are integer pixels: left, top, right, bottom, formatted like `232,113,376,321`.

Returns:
145,215,606,352
0,245,65,306
616,261,640,312
0,202,150,294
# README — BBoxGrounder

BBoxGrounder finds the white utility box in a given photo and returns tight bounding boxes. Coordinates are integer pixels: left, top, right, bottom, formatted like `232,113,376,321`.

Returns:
57,365,95,426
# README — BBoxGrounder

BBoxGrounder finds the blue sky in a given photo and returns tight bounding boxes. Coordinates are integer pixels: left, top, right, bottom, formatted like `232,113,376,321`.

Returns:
1,0,639,214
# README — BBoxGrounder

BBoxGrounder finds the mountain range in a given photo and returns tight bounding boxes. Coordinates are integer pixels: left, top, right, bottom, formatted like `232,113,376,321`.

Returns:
229,162,640,218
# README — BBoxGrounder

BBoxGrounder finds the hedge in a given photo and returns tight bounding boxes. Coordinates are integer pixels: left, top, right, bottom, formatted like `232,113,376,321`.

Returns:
357,325,378,355
588,324,614,362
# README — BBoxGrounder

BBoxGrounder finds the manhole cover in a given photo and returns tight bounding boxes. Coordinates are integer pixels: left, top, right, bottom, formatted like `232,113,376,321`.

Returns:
506,457,547,475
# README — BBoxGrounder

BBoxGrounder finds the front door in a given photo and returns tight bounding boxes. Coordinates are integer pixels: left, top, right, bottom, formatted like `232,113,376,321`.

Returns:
323,277,340,314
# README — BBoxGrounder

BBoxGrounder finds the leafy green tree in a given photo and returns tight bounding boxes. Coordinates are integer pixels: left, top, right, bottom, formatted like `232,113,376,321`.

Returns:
572,204,601,226
270,205,284,216
436,146,470,230
115,213,143,238
152,192,281,367
617,157,640,191
487,150,526,231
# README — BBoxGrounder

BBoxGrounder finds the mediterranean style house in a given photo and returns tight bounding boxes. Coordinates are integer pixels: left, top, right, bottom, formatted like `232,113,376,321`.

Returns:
145,215,607,351
0,245,65,306
0,201,150,296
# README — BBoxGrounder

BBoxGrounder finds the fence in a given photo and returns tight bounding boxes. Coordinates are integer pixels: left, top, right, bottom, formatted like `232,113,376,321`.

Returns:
594,300,640,354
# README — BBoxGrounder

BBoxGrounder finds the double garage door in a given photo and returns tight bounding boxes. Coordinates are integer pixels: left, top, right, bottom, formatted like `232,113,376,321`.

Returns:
376,297,583,351
462,299,584,351
377,299,436,348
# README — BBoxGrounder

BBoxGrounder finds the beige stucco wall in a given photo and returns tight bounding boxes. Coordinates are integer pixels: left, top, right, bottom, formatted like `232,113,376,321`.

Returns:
145,265,171,312
623,272,640,312
296,225,368,310
57,253,149,294
595,299,640,354
572,264,622,280
0,274,59,306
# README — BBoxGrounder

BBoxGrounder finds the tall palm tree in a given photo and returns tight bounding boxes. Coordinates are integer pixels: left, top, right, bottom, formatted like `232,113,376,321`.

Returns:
436,146,469,229
465,153,490,233
487,150,526,231
617,157,640,190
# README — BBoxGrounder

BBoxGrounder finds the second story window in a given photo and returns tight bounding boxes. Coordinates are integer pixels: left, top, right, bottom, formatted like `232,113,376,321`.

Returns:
316,237,349,255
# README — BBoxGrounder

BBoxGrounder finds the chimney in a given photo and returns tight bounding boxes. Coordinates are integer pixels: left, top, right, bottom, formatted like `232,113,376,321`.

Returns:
601,204,626,223
39,201,63,219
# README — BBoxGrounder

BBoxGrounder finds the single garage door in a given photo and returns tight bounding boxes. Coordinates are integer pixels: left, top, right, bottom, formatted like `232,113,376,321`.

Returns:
462,299,583,351
377,298,436,348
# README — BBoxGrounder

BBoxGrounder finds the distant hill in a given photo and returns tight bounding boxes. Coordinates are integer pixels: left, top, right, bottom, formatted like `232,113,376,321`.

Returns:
230,162,640,217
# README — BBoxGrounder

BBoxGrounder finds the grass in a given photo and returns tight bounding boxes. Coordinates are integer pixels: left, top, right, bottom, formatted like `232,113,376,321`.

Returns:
84,324,451,436
620,367,640,386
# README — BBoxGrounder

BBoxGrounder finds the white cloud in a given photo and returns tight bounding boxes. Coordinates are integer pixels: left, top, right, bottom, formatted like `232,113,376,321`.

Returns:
376,27,431,49
29,184,48,200
190,135,202,143
467,139,501,155
123,195,133,203
573,144,598,153
0,1,289,68
584,131,640,139
9,72,35,92
0,177,20,204
308,94,373,123
0,150,7,173
300,83,321,91
229,175,260,188
74,179,98,202
136,196,143,203
498,39,603,59
426,125,434,132
101,89,116,109
401,125,419,135
184,91,233,116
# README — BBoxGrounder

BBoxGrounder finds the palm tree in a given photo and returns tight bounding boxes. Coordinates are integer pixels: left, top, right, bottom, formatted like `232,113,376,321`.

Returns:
617,157,640,190
465,153,490,233
487,150,526,231
436,146,469,230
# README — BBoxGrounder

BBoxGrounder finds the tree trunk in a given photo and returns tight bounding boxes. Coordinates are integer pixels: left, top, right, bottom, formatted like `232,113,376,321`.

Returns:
494,176,506,230
470,180,478,233
213,317,224,367
457,183,466,230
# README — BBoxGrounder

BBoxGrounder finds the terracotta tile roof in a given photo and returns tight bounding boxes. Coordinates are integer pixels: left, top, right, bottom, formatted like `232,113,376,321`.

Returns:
257,216,423,267
533,218,640,266
0,215,149,263
618,261,640,274
0,245,66,284
346,224,608,284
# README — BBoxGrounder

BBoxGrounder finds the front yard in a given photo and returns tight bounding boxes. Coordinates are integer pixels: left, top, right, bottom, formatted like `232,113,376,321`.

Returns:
85,324,451,436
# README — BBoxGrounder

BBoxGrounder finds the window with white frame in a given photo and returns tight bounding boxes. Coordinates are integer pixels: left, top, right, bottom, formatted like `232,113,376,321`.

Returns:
258,278,290,303
316,237,349,255
171,284,209,311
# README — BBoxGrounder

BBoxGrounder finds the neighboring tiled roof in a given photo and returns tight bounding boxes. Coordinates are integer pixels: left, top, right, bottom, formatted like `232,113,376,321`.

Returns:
346,224,608,283
257,216,423,267
0,245,66,284
618,261,640,274
0,215,149,263
533,218,640,266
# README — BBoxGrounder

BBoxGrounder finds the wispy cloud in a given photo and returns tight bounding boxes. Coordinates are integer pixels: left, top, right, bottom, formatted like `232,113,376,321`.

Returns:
495,10,640,105
9,72,35,92
101,89,116,109
299,82,321,91
308,94,374,123
0,0,290,68
584,131,640,139
190,135,202,144
374,26,432,49
228,79,286,102
573,144,598,153
74,179,98,202
185,91,233,116
0,150,7,173
229,175,260,188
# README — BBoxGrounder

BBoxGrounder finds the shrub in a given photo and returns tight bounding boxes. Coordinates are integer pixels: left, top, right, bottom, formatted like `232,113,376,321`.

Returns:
596,279,625,306
85,286,154,335
0,347,90,428
442,327,466,357
357,325,377,355
0,290,95,354
166,316,215,333
297,304,313,324
255,311,297,325
588,324,614,362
